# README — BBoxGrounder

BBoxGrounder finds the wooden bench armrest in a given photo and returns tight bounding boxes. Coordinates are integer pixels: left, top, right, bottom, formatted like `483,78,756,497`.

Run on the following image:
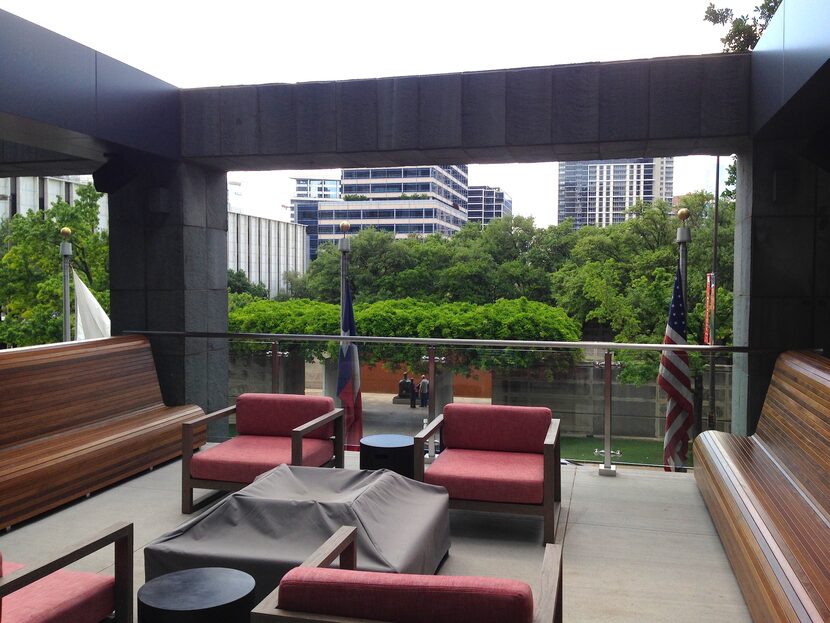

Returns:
413,414,444,481
0,521,134,623
532,543,563,623
291,408,345,468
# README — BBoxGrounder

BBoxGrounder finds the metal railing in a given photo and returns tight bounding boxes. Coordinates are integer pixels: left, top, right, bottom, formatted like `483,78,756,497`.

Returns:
128,330,752,474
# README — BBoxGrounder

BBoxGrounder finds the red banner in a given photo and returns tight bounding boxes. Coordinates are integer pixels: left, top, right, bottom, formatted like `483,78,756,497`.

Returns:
704,273,716,345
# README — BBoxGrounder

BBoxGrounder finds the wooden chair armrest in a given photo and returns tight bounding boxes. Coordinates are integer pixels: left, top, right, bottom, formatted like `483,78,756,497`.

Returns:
300,526,358,570
0,522,134,623
291,408,346,468
251,526,357,622
183,405,237,430
413,414,444,481
543,418,561,505
532,543,563,623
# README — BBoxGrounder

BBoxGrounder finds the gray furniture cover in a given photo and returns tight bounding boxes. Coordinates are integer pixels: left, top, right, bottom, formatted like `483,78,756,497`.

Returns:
145,465,450,600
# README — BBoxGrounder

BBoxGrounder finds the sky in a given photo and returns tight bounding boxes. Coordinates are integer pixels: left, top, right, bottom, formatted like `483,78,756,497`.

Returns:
0,0,758,225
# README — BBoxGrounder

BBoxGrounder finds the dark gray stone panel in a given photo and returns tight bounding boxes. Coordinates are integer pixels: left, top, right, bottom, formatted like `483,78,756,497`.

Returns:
220,86,258,156
183,225,207,290
184,351,209,411
337,79,378,153
701,54,750,137
145,225,184,290
181,89,221,157
377,76,419,151
184,289,208,332
418,74,462,150
108,223,146,290
751,216,815,297
649,58,701,139
552,64,599,144
207,289,229,334
208,345,230,414
462,71,506,148
206,169,229,231
146,289,184,331
506,67,552,147
153,353,186,406
258,84,297,155
599,62,649,142
179,163,207,228
815,298,830,351
816,215,830,297
206,227,229,290
296,82,337,154
748,296,815,349
110,289,146,335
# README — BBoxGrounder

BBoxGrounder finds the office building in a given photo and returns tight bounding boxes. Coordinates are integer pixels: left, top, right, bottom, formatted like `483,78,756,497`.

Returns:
293,178,340,200
557,157,674,228
0,175,109,227
292,166,470,259
467,186,512,225
227,206,307,297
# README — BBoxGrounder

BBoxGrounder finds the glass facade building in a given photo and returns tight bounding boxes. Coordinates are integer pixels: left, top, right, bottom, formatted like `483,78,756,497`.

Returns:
467,185,512,225
293,166,471,259
557,158,674,228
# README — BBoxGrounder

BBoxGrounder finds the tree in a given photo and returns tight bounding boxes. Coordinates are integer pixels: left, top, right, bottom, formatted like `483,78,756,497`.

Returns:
704,1,782,52
0,183,107,347
227,269,268,298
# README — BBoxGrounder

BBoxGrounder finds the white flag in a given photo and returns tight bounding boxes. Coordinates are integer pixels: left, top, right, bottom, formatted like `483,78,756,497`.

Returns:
73,269,110,340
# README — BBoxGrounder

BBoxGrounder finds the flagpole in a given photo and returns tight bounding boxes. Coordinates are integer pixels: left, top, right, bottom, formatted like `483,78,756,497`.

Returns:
60,227,73,342
339,221,350,314
709,158,720,431
676,209,691,309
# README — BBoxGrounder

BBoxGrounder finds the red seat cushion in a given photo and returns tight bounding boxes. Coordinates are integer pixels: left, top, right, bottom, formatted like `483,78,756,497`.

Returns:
424,448,544,504
236,394,335,439
278,566,533,623
442,404,551,453
1,559,114,623
190,435,334,482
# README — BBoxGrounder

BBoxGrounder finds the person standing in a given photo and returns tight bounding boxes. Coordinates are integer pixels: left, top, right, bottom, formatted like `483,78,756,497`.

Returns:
419,374,429,408
409,373,417,408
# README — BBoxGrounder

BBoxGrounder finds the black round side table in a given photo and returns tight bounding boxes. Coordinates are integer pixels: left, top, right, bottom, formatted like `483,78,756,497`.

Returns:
360,433,415,478
138,567,256,623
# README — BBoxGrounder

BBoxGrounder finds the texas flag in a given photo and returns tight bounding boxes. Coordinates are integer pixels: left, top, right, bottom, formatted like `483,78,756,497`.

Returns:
336,280,363,450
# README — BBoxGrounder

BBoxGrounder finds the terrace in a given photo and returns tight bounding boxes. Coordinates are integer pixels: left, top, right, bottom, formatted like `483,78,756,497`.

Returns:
1,1,830,621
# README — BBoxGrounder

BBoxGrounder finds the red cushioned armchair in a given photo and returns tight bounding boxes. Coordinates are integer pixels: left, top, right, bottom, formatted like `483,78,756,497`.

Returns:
414,403,561,543
0,522,132,623
251,526,562,623
182,393,344,513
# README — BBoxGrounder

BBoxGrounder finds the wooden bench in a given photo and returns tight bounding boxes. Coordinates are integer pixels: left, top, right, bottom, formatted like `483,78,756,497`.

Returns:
0,336,205,529
694,350,830,623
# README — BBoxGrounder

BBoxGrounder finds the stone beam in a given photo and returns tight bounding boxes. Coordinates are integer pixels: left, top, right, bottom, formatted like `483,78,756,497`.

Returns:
181,54,751,170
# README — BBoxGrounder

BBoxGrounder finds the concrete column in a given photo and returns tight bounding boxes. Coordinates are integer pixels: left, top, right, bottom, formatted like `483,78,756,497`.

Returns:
108,160,229,437
733,139,830,434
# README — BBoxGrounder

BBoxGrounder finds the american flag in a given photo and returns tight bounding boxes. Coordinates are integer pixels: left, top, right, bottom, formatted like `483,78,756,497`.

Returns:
658,269,693,472
336,280,363,450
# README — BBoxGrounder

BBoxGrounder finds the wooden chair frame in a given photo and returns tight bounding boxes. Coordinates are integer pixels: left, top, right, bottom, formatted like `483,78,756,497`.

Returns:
251,526,563,623
414,414,561,543
182,405,345,513
0,522,133,623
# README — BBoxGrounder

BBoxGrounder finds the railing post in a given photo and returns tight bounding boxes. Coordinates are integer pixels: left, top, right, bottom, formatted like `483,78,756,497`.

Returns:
599,349,617,476
427,345,437,458
271,340,280,394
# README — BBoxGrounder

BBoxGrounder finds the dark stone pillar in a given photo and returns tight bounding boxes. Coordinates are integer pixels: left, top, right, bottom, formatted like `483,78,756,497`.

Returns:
108,160,229,435
733,139,830,434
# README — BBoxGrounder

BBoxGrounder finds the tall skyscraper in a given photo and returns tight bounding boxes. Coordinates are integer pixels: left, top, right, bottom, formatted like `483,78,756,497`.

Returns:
467,186,512,226
557,157,674,228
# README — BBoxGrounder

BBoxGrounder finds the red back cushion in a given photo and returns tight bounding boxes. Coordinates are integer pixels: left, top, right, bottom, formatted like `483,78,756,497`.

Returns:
442,403,552,453
279,567,533,623
236,394,335,439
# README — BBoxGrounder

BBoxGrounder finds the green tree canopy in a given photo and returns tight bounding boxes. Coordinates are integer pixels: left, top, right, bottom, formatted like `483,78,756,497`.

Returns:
228,269,268,298
704,0,781,52
0,184,107,347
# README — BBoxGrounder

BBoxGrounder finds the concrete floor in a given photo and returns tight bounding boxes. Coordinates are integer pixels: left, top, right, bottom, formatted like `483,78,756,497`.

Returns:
0,394,751,622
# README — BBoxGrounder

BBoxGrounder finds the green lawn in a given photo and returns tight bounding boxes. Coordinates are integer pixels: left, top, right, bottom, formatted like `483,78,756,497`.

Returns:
560,436,695,467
